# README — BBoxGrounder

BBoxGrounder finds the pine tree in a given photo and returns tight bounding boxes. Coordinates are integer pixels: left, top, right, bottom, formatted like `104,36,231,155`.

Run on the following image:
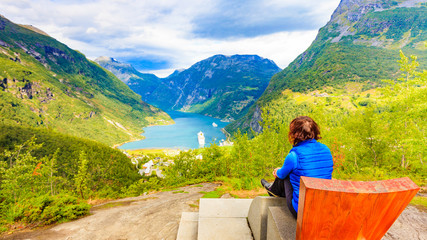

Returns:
74,151,88,199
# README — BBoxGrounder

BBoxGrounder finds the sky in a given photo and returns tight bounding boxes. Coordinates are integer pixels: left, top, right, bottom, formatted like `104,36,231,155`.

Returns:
0,0,341,77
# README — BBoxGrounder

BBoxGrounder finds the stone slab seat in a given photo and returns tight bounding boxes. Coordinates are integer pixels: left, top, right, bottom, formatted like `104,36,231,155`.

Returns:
267,206,296,240
247,196,288,240
197,198,254,240
176,212,199,240
263,176,419,240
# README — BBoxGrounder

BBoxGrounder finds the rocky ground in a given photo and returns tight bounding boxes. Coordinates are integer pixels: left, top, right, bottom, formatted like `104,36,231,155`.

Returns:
384,205,427,240
1,183,426,240
1,183,219,240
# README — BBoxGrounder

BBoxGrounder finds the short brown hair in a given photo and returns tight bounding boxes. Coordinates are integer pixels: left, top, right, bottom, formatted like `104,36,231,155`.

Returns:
288,116,321,146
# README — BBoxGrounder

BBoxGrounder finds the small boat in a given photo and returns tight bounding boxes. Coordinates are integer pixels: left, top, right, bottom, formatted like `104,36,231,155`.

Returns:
198,131,205,146
212,122,218,127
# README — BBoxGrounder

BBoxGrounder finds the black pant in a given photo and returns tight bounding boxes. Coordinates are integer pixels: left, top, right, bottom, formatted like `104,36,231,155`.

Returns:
268,177,297,219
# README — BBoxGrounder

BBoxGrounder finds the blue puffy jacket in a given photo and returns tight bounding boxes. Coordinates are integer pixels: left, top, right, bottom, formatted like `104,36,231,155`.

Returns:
288,139,333,212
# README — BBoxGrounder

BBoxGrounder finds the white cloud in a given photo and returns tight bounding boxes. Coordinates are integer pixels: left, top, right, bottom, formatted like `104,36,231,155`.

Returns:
86,27,98,34
0,0,341,74
147,30,318,77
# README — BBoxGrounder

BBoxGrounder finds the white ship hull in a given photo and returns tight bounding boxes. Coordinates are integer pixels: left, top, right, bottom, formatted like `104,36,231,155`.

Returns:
198,131,205,146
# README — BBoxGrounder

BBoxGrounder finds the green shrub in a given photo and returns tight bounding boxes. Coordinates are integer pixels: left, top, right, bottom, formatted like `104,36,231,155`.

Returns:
2,194,90,226
358,99,374,106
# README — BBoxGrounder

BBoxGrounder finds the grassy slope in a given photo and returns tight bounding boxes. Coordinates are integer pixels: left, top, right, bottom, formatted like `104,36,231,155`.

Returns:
227,4,427,134
0,16,171,145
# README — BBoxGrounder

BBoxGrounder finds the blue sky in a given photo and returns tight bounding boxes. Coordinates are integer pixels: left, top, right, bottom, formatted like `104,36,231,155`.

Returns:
0,0,341,77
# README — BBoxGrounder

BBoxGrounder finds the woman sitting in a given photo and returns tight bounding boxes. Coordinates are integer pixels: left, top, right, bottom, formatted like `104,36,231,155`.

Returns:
261,116,334,219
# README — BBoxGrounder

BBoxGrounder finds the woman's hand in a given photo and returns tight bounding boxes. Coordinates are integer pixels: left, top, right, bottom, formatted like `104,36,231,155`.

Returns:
273,168,280,178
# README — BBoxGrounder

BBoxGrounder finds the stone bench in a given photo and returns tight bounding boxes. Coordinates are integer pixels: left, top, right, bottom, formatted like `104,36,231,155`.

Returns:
248,176,419,240
177,177,419,239
248,197,291,240
197,198,253,240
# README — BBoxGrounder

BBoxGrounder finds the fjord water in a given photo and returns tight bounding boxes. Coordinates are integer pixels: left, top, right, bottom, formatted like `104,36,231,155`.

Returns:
119,111,229,150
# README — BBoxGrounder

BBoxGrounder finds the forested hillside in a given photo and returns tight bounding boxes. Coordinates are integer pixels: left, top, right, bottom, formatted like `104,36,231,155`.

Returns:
0,124,141,230
0,16,171,146
228,0,427,133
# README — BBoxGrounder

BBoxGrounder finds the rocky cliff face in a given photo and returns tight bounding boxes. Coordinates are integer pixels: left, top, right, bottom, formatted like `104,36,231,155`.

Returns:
1,77,53,103
324,0,427,47
249,105,263,133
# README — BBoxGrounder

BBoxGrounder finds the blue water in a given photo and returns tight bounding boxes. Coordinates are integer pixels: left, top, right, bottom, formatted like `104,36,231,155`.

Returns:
119,111,229,150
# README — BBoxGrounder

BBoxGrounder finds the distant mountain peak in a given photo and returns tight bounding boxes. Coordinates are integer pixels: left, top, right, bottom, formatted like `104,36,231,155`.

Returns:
95,56,119,63
95,56,148,84
190,54,280,72
95,56,160,88
167,69,185,78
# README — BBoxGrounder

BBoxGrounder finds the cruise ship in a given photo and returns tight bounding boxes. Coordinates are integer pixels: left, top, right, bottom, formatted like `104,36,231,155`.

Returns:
198,131,205,146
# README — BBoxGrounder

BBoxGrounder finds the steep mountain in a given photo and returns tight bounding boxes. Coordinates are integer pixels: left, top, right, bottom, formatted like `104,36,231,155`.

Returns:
98,55,281,121
0,15,171,146
94,56,160,87
228,0,427,133
162,55,281,121
94,56,165,104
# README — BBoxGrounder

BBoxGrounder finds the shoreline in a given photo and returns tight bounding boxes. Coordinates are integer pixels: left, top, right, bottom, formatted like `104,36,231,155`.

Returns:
112,119,176,149
127,147,190,151
113,111,230,150
126,148,187,155
112,135,145,149
145,119,175,128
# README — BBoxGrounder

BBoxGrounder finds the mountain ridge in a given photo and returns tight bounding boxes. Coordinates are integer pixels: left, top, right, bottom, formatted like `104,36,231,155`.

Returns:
227,0,427,134
96,54,281,121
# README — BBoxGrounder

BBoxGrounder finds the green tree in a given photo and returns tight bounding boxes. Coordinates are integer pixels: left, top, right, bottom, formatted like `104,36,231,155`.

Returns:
397,49,419,85
40,149,59,196
74,151,89,199
382,50,426,169
1,137,42,202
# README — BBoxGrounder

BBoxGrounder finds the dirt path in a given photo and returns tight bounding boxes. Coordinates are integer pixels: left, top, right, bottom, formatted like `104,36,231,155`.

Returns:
2,183,219,240
2,183,426,240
